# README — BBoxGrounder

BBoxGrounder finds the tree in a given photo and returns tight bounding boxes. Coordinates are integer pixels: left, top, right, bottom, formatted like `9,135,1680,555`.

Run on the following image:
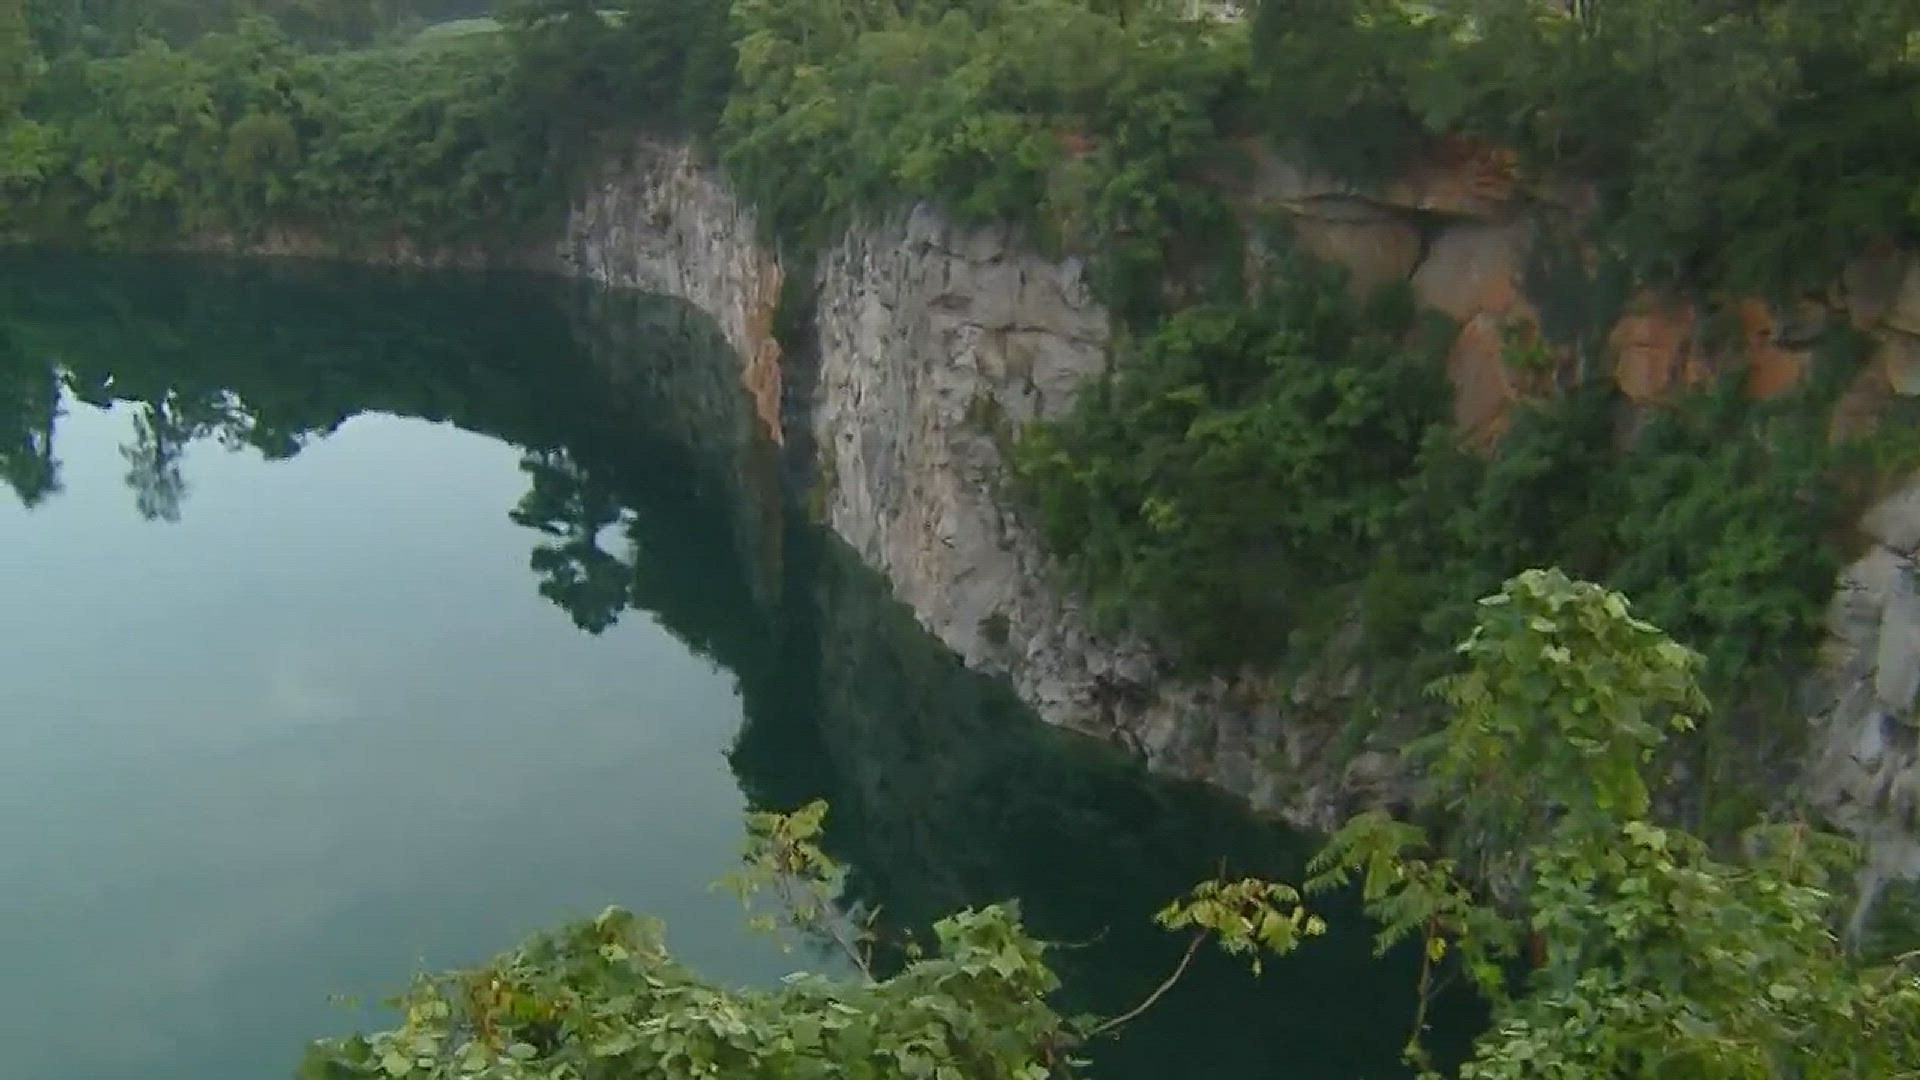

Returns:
1291,570,1920,1078
0,0,36,114
120,398,196,522
509,448,635,634
0,323,63,508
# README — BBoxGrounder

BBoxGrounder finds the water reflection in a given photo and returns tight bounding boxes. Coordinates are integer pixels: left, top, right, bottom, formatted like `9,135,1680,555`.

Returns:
0,254,1472,1079
0,254,775,648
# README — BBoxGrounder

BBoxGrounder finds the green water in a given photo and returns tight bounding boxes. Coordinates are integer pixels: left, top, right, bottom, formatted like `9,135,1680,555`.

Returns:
0,255,1473,1080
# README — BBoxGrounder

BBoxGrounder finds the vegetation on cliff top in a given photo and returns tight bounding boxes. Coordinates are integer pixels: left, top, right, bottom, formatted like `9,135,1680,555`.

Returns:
12,0,1920,294
0,0,730,244
298,571,1920,1080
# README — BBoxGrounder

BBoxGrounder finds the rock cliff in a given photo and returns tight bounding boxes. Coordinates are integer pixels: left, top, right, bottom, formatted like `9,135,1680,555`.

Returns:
1809,478,1920,924
810,208,1349,821
536,138,1920,841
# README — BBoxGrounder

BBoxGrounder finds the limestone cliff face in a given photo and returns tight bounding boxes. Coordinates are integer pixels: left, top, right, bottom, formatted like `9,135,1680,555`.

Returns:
549,140,787,444
1808,479,1920,923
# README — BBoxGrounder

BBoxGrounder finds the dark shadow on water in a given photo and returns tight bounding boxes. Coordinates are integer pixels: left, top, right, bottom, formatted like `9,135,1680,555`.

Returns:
732,532,1485,1080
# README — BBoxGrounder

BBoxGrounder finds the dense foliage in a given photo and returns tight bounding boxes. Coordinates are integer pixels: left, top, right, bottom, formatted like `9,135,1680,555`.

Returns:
11,0,1920,298
1374,348,1900,713
1,0,731,245
1254,0,1920,296
1014,257,1455,665
10,0,1920,292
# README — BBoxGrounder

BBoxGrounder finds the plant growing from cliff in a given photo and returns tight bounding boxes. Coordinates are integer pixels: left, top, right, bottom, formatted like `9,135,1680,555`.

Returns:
1013,257,1453,666
1244,570,1920,1079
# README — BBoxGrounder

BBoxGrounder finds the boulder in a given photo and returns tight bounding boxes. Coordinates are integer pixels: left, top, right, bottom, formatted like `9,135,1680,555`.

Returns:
1842,244,1907,329
1411,219,1533,322
1381,135,1522,218
1609,295,1694,403
1877,576,1920,715
1446,312,1519,440
1889,257,1920,337
1285,203,1422,298
1878,330,1920,397
1864,474,1920,555
1736,300,1809,400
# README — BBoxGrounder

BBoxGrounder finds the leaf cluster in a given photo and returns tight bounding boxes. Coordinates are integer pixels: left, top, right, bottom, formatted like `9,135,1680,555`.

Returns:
1154,876,1324,975
299,903,1075,1080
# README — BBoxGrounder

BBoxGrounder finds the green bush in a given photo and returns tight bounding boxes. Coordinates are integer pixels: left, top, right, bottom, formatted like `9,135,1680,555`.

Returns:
1014,257,1453,666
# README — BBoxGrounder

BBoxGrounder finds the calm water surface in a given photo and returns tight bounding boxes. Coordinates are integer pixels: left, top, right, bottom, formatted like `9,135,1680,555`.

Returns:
0,256,1472,1080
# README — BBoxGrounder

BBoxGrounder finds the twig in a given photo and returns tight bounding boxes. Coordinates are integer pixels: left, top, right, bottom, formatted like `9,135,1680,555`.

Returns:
1402,920,1439,1075
774,876,874,981
1050,926,1112,951
1086,932,1205,1038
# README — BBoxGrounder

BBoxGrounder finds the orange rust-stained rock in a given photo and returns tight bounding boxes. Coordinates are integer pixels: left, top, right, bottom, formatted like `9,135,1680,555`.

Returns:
1447,312,1520,442
742,262,786,444
1609,294,1696,403
1384,134,1522,218
1411,219,1532,323
1607,294,1815,404
1736,300,1809,400
1235,136,1527,221
1744,345,1805,400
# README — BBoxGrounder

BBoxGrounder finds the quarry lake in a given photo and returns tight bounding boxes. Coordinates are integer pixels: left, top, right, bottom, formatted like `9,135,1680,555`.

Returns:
0,255,1471,1080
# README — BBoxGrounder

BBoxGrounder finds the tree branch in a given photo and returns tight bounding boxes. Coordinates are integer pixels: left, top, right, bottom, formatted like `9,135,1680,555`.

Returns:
1086,931,1205,1038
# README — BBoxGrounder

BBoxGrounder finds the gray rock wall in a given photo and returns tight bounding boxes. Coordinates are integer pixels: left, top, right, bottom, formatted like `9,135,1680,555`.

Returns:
1806,476,1920,920
810,206,1396,828
549,140,787,444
